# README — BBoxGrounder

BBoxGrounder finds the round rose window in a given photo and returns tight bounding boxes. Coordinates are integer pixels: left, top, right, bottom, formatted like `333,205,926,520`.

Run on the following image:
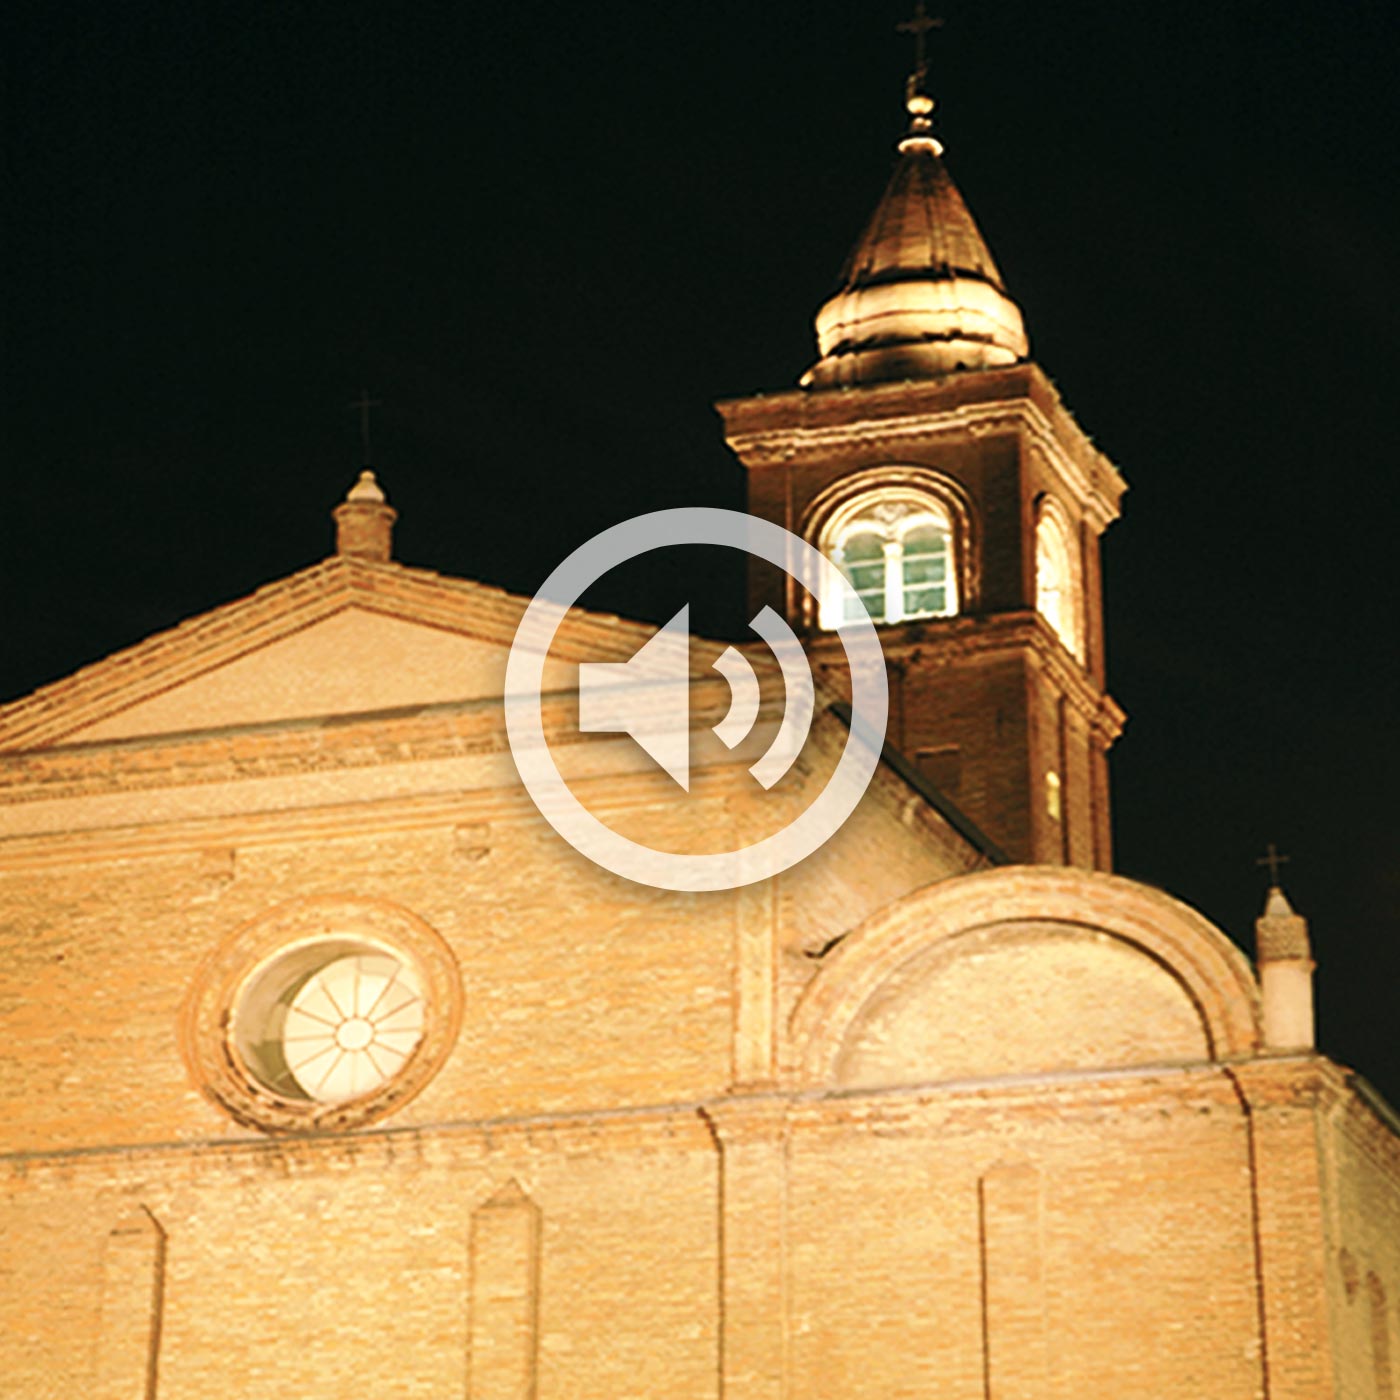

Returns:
232,938,426,1105
183,896,461,1134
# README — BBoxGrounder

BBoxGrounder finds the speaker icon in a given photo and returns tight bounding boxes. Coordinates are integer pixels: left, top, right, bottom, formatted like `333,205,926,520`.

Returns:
504,506,887,892
577,603,815,792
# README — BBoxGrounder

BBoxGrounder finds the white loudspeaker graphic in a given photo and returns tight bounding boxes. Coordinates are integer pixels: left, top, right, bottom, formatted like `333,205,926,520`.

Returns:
577,604,814,792
504,506,888,892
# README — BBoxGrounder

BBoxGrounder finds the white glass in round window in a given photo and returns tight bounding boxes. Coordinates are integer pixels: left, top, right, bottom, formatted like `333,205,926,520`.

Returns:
232,939,425,1105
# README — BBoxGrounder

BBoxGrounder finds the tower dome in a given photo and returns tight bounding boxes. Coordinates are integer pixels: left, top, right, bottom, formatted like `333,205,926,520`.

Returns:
802,87,1028,389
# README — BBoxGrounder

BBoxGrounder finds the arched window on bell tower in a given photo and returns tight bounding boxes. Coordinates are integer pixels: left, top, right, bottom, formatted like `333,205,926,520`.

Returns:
813,478,969,631
1035,498,1084,662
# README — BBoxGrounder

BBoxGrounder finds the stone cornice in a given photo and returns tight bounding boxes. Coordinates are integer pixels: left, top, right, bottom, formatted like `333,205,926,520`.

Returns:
1,1101,721,1183
0,732,787,869
804,611,1125,742
0,696,508,805
1224,1055,1400,1171
718,363,1126,530
1,1060,1281,1180
782,1061,1256,1137
0,753,775,871
12,1059,1385,1183
0,554,669,752
1224,1053,1335,1109
0,674,764,806
0,788,527,871
1329,1070,1400,1179
699,1097,791,1148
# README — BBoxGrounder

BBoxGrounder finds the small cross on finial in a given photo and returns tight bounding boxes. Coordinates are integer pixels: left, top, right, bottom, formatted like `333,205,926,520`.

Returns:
1256,842,1291,887
897,2,943,87
348,388,382,465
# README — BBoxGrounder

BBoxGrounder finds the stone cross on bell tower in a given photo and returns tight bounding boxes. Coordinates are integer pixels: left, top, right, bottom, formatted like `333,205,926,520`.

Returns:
896,3,942,90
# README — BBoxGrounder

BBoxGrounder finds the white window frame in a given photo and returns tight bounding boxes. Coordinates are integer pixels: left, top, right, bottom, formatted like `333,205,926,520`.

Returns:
818,487,958,630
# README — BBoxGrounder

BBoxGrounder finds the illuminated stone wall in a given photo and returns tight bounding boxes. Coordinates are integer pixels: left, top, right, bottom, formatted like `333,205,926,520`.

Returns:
1,574,1396,1398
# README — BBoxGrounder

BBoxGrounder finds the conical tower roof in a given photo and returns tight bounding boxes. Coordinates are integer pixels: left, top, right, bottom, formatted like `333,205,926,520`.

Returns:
839,142,1008,291
802,90,1028,389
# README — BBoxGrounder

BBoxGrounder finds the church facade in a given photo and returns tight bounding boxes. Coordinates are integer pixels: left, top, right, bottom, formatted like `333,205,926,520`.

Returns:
2,57,1398,1400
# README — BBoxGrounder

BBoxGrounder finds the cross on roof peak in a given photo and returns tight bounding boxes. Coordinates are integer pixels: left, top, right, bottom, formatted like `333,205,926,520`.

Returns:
1255,842,1292,887
348,388,382,465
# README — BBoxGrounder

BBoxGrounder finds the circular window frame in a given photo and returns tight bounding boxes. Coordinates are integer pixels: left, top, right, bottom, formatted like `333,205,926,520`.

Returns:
181,895,463,1134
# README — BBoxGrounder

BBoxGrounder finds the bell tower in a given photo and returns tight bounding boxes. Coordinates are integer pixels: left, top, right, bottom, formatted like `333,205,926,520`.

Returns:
718,44,1125,869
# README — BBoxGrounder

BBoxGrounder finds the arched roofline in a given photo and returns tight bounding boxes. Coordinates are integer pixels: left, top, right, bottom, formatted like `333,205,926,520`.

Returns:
789,865,1263,1083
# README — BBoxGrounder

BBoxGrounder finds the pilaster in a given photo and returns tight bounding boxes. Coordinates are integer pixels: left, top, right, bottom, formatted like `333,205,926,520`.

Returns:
702,1098,791,1400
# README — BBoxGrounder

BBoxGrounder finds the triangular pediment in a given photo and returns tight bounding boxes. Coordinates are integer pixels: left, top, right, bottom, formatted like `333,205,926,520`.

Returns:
0,556,662,750
0,554,1001,887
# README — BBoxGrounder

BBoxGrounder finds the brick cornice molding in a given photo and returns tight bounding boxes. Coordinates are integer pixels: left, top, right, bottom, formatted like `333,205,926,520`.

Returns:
718,363,1126,530
805,612,1126,741
784,1063,1252,1139
699,1095,791,1148
9,1060,1344,1177
2,1100,723,1178
0,697,509,804
0,673,771,808
1311,1064,1400,1178
0,555,666,752
1198,1054,1400,1174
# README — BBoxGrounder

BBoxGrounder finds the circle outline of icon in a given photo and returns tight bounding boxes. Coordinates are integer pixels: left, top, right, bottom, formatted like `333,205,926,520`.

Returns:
503,507,889,892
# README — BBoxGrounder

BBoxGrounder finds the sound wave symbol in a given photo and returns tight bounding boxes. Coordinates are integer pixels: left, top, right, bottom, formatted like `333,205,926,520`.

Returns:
711,607,813,789
577,604,816,791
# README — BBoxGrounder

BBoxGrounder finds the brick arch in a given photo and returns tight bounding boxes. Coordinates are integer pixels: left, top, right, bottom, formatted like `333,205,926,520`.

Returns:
788,866,1263,1085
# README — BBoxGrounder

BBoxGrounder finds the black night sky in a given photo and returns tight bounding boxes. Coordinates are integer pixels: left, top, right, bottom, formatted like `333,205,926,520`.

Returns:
4,3,1398,1104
